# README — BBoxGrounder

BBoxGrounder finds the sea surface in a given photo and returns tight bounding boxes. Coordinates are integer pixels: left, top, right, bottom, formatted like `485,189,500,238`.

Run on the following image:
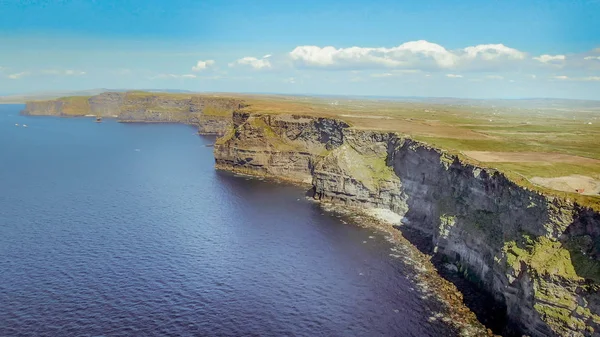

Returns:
0,104,455,336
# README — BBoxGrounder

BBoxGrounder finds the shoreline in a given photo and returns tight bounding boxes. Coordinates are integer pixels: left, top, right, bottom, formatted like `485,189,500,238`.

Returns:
217,169,493,335
319,202,495,336
19,95,600,336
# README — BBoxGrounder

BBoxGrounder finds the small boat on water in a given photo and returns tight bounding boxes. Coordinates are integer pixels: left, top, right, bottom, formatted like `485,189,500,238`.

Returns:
15,123,19,126
22,124,27,128
96,117,102,123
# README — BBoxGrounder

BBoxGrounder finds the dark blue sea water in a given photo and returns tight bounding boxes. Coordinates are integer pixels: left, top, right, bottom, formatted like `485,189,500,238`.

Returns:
0,104,455,336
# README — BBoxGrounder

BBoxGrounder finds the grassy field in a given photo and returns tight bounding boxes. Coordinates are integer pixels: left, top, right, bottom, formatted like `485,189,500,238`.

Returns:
229,94,600,208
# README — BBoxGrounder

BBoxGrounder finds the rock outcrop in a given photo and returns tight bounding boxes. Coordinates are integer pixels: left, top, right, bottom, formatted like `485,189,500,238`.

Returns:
22,92,243,135
22,100,65,116
214,112,348,183
215,111,600,337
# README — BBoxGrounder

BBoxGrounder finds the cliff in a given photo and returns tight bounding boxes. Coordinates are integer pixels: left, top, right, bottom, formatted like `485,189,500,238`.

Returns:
22,92,244,135
215,111,600,337
22,94,600,335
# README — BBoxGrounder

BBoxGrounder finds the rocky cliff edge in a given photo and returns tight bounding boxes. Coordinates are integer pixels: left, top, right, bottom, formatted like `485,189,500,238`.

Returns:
214,111,600,337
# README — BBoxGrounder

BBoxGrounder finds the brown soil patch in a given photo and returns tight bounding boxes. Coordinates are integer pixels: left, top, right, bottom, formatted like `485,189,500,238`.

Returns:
463,151,600,165
350,118,489,140
530,175,600,195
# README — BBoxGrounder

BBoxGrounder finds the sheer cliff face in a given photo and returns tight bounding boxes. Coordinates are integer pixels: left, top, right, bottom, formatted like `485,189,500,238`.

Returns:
23,92,243,135
215,111,600,337
23,100,70,116
214,112,348,183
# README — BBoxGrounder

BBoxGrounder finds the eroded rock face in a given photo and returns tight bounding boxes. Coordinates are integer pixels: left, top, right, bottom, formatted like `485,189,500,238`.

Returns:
385,138,600,336
215,112,600,337
313,130,406,212
23,101,64,116
197,115,231,136
214,112,349,183
89,92,125,117
22,92,243,135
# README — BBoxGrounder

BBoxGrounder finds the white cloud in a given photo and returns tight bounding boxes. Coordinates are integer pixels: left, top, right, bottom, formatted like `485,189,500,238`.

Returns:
584,56,600,61
370,70,421,78
289,41,456,69
7,72,29,79
551,75,600,82
65,70,85,75
151,74,197,79
288,40,526,71
197,75,223,80
371,73,394,78
446,74,463,78
192,60,215,72
533,54,566,64
263,54,272,58
42,69,86,76
486,75,504,80
394,69,422,74
229,56,272,69
463,44,526,60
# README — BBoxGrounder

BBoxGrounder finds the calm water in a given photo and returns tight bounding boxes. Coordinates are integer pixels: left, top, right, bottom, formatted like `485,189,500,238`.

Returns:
0,104,455,336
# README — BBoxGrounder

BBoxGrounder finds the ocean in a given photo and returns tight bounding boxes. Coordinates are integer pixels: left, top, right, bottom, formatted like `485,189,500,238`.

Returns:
0,104,455,336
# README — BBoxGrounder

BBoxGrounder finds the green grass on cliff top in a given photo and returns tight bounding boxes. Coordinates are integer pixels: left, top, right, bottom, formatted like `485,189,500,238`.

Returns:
56,95,92,116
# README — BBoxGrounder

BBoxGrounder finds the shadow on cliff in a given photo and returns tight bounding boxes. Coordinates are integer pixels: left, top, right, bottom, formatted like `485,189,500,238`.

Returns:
386,141,538,336
396,225,514,336
564,208,600,284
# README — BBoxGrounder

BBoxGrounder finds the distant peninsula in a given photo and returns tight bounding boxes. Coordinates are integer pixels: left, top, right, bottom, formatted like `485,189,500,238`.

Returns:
22,91,244,135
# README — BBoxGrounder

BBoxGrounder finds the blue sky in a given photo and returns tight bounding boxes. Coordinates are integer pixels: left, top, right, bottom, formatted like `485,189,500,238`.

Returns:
1,0,599,99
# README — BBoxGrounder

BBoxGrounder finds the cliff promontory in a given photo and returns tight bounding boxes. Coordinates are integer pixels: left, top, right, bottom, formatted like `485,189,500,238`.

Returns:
22,92,244,135
214,111,600,337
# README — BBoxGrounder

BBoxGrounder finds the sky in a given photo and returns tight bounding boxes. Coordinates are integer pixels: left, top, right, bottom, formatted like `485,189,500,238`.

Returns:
1,0,599,99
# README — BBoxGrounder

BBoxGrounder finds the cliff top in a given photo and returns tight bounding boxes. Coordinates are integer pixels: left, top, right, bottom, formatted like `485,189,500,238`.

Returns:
24,91,600,209
226,94,600,210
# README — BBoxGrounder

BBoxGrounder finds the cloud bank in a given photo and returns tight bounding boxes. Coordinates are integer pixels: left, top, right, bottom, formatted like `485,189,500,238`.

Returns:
288,40,526,71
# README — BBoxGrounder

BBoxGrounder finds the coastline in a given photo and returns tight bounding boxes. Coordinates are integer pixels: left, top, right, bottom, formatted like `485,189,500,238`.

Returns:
319,202,494,336
212,111,600,337
20,93,600,337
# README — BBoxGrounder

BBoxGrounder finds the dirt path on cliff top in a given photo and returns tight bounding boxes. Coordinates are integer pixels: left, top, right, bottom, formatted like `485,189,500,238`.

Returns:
530,175,600,195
